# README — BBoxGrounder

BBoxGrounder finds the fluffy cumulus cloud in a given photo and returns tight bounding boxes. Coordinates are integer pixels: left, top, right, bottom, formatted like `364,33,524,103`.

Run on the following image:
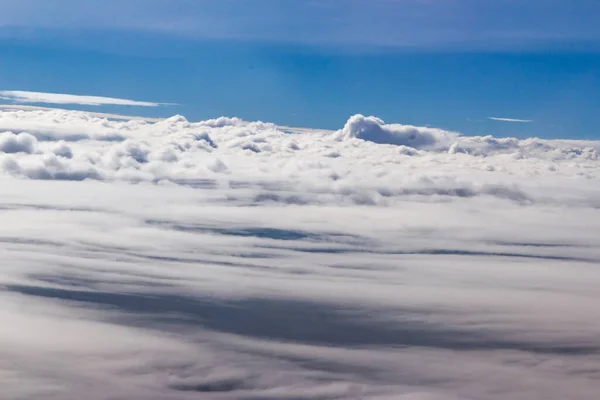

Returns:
0,109,598,200
0,131,37,154
339,114,458,149
1,107,600,400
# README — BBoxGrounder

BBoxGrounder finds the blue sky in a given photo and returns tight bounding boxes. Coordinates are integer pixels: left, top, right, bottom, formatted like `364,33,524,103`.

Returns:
1,0,600,138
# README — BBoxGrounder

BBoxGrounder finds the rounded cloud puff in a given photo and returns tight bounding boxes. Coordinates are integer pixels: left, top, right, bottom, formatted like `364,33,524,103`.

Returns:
0,132,38,154
339,114,458,150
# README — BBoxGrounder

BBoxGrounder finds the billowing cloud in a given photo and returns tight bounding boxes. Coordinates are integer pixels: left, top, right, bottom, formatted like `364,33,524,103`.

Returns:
339,114,458,150
0,132,37,154
0,107,600,399
0,90,173,107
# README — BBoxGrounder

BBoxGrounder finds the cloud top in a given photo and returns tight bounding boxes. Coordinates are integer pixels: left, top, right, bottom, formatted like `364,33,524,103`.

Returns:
0,90,172,107
0,107,597,208
339,114,458,150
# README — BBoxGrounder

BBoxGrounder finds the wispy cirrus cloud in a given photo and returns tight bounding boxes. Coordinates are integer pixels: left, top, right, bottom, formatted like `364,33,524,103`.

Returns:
488,117,533,123
0,90,174,107
0,0,599,50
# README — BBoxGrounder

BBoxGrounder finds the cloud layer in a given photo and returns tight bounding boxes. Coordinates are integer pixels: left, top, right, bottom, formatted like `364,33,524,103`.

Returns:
0,90,170,107
1,107,600,399
0,108,597,205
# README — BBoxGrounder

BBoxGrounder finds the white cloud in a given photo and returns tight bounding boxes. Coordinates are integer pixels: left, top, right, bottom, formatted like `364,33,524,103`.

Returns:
0,90,173,107
488,117,533,123
0,104,164,122
0,107,600,399
0,108,597,204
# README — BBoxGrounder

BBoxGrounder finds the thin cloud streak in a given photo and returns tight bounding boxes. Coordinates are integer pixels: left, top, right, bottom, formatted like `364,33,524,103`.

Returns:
0,104,164,122
488,117,533,123
0,90,174,107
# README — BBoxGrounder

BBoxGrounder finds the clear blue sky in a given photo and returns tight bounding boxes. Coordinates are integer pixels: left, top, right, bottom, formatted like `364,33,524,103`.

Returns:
1,0,599,139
